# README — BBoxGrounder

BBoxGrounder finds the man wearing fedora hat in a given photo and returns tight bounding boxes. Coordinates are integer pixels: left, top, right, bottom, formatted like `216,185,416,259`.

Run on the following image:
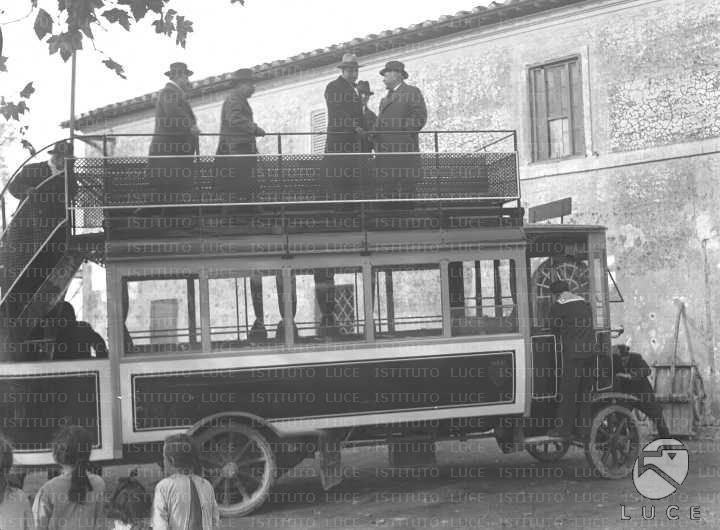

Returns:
148,62,200,205
4,140,73,323
375,60,427,153
357,80,377,153
324,53,364,154
374,60,427,202
8,140,72,201
217,68,266,158
215,68,268,340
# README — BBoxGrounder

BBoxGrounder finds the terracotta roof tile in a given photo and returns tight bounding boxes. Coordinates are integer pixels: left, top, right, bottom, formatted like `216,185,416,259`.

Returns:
70,0,589,128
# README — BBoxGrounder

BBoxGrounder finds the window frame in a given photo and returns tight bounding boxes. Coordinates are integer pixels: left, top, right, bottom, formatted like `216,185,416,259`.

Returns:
109,249,528,360
528,54,586,163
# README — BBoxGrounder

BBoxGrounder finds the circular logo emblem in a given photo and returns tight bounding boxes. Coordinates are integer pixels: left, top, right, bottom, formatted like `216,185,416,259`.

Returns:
632,438,689,500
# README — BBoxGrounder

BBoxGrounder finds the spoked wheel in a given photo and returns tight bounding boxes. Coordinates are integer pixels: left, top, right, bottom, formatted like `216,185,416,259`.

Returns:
584,405,640,479
195,423,277,517
527,440,571,462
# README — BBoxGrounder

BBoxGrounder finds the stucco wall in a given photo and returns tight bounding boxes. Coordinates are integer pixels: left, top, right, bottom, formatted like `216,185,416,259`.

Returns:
83,0,720,372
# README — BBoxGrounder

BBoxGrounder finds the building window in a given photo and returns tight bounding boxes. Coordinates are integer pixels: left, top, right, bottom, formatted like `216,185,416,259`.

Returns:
529,57,585,162
310,109,326,154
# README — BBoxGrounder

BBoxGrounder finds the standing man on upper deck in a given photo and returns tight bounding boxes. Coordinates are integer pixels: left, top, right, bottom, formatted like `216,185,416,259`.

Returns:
148,62,200,205
547,280,597,438
374,60,427,201
357,81,377,153
216,68,266,203
324,53,363,155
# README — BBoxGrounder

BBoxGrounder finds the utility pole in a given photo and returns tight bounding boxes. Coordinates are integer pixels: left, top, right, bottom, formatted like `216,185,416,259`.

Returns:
702,238,716,413
69,50,77,140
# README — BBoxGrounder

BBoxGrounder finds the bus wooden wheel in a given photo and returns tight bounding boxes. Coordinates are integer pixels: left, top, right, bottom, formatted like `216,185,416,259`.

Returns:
584,404,639,479
194,423,277,517
526,440,570,462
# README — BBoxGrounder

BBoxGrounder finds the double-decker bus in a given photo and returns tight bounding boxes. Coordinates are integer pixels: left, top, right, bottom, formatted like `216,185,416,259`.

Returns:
0,130,639,516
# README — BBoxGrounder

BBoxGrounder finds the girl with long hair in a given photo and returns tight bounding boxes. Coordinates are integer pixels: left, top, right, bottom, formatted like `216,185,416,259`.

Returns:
0,436,33,529
32,425,105,529
152,434,219,530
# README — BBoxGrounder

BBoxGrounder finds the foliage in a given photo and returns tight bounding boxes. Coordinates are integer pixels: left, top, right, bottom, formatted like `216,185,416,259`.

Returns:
0,0,245,153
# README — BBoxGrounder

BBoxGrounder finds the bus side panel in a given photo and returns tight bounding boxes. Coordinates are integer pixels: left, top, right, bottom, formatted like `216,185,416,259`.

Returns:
128,349,517,435
0,361,115,465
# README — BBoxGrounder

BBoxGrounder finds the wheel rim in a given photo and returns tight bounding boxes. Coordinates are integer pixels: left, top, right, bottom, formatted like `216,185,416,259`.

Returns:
196,425,274,513
588,407,639,478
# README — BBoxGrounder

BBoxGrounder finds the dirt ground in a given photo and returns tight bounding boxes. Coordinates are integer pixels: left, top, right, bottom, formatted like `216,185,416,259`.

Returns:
23,425,720,529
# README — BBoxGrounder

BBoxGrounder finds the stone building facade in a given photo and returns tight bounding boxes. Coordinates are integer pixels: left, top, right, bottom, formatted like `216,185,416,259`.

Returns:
74,0,720,374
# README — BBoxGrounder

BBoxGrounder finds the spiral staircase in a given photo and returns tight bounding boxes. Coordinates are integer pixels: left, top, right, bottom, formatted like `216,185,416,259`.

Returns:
0,141,103,359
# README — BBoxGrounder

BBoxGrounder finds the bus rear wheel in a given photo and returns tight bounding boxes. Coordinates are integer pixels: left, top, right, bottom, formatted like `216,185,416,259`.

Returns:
584,404,639,479
195,423,277,517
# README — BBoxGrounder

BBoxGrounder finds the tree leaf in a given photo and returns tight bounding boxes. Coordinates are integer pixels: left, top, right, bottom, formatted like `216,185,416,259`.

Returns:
152,10,175,36
20,82,35,99
30,0,38,8
0,101,29,121
21,139,36,156
102,57,127,79
47,31,83,61
148,0,165,14
0,56,7,72
175,15,193,48
118,0,147,21
34,9,53,40
230,0,245,4
102,8,131,31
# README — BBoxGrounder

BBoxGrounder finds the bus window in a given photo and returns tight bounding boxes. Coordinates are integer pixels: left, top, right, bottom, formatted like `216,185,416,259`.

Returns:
449,260,518,336
528,236,590,330
208,271,284,351
373,264,442,339
123,276,200,354
292,267,365,342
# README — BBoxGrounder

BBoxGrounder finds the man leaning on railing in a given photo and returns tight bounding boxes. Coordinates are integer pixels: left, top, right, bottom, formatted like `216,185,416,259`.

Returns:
8,141,71,203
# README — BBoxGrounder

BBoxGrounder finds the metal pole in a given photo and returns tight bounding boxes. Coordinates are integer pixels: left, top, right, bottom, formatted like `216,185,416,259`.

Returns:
69,51,77,140
702,239,716,403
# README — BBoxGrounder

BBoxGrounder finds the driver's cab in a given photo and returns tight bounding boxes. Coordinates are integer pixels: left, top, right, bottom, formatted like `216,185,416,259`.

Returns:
525,224,618,403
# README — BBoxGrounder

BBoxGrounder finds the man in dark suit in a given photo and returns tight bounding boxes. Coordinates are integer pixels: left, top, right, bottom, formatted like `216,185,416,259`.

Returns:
317,53,365,336
216,68,266,203
375,60,427,153
4,142,71,323
357,80,377,153
613,344,670,437
324,53,363,154
8,141,71,201
216,68,267,341
547,280,597,438
374,60,427,201
148,62,199,206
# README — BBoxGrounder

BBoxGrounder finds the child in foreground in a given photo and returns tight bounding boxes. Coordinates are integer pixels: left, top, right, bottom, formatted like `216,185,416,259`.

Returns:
32,425,105,530
152,434,219,530
0,436,33,529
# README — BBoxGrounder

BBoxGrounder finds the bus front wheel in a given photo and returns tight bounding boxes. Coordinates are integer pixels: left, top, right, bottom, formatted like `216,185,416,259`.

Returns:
584,404,639,479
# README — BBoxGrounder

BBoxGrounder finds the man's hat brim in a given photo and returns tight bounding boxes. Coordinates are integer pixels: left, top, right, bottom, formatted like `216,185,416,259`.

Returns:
165,68,194,77
379,67,409,78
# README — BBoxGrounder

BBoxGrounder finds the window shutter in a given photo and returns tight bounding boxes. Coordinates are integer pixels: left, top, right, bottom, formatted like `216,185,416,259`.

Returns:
530,67,549,161
310,109,327,154
569,59,585,156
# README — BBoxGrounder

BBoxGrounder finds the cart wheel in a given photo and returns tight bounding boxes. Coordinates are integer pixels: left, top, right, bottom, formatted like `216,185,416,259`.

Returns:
195,423,277,517
526,440,570,462
584,404,639,479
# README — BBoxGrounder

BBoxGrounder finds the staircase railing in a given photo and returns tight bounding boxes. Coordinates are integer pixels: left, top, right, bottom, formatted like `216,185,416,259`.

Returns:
0,138,73,307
